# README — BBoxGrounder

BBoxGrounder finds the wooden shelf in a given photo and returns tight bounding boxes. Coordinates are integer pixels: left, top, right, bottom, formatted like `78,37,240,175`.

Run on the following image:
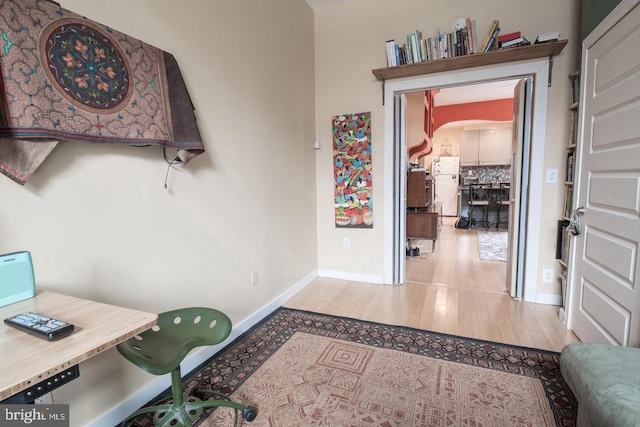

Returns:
569,101,579,110
372,40,568,81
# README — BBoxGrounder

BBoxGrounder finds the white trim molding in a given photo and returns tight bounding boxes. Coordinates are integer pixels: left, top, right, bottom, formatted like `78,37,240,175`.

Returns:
383,60,550,303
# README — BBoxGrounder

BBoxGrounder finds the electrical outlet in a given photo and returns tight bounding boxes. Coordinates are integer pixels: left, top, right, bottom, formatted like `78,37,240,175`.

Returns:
251,271,258,286
542,268,554,283
343,237,350,249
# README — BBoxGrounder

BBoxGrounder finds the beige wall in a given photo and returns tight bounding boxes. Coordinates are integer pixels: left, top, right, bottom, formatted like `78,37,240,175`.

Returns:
0,0,316,424
314,0,581,294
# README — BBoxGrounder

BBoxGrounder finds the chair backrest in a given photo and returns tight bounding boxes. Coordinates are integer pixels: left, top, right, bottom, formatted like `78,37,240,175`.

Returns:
117,307,232,375
498,183,510,202
469,184,490,202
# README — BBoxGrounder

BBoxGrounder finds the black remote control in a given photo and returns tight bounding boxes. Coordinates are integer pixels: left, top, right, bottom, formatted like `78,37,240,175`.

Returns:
4,312,75,341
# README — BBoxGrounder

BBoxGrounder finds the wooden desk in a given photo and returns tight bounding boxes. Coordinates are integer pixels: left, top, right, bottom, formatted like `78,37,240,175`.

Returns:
0,291,157,401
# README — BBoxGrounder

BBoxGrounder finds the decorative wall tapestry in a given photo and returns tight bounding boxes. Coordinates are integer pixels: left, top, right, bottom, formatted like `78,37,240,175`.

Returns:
333,112,372,228
0,0,203,184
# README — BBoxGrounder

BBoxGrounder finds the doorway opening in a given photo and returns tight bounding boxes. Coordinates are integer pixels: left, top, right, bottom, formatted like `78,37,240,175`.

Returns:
403,81,518,296
382,60,552,304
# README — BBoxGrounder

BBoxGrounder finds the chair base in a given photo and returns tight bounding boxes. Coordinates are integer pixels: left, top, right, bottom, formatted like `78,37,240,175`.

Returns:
468,205,489,230
496,205,509,229
123,386,256,427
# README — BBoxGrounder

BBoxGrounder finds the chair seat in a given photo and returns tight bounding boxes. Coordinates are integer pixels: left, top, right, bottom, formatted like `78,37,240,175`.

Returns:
468,200,489,205
117,307,232,376
116,307,257,427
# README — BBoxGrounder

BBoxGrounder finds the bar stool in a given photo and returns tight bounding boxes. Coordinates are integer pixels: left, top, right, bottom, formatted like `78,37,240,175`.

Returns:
467,184,491,229
496,183,510,229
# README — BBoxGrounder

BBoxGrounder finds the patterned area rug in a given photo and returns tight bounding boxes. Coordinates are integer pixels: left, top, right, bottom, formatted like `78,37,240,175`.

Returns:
477,231,508,262
127,308,577,426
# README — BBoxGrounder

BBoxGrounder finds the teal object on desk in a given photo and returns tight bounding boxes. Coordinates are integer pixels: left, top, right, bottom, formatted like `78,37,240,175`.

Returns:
117,307,257,427
0,251,35,308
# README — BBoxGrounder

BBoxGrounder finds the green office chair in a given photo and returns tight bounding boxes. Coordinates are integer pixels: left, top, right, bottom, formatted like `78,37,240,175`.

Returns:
117,307,257,427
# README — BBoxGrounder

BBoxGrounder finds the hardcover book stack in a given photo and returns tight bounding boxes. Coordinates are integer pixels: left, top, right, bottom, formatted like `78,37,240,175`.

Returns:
498,31,530,49
535,31,561,44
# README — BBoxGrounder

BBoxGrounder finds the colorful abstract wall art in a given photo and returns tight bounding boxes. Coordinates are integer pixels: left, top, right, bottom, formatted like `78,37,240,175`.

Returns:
333,112,372,228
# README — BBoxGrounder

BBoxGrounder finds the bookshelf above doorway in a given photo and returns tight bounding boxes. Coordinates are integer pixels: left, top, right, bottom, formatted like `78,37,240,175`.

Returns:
372,40,567,83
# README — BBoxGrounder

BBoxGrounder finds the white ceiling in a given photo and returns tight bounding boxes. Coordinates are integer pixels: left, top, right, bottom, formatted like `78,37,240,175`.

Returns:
304,0,355,10
434,79,519,106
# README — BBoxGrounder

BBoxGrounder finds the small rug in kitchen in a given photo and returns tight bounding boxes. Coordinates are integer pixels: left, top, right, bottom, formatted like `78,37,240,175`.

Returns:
477,231,508,261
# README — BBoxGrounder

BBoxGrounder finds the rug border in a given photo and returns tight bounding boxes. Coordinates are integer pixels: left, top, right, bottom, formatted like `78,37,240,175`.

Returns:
275,307,562,356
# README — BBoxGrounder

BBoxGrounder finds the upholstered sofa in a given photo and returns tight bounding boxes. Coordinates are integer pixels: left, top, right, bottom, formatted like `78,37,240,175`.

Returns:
560,343,640,426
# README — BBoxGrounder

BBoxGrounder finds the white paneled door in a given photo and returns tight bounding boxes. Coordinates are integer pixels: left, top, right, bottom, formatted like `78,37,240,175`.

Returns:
570,0,640,347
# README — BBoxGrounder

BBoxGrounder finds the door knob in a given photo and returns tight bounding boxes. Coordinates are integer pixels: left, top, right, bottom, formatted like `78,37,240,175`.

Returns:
569,207,584,236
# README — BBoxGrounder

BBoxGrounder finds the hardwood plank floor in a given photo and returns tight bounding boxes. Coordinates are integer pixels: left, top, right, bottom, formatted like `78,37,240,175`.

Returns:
284,218,580,353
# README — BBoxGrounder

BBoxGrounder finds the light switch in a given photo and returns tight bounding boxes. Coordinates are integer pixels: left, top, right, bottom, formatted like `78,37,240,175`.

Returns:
546,169,558,184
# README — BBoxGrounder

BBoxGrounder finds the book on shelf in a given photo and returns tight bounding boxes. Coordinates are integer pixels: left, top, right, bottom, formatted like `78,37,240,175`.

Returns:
470,20,478,53
497,31,521,44
568,109,577,146
484,26,501,52
569,70,581,104
500,36,530,48
465,18,475,54
385,40,396,67
382,17,490,67
561,223,570,263
563,188,573,219
535,31,560,43
556,219,570,261
566,151,575,182
481,19,499,52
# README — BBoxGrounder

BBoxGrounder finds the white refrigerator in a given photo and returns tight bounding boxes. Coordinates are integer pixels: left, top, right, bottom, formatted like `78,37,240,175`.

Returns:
432,156,460,216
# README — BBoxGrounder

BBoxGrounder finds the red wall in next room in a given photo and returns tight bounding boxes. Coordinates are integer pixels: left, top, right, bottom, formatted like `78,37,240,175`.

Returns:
434,98,513,131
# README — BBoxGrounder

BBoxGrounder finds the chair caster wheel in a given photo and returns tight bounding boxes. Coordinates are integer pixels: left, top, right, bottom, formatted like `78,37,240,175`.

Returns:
242,407,257,422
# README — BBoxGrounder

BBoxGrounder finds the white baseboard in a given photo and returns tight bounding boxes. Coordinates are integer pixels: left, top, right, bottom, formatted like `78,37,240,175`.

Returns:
317,269,384,284
88,270,318,427
535,293,562,306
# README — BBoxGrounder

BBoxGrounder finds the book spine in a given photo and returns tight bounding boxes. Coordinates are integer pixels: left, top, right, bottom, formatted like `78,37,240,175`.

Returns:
411,31,422,63
385,40,395,66
466,18,474,54
471,20,478,53
484,26,500,52
481,20,499,52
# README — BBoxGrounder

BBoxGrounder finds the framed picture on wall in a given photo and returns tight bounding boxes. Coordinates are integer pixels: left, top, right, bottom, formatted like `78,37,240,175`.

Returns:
333,112,372,228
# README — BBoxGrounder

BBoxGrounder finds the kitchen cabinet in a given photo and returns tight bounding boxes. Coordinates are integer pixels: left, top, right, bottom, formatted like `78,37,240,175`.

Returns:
478,127,511,165
461,127,512,166
460,130,479,166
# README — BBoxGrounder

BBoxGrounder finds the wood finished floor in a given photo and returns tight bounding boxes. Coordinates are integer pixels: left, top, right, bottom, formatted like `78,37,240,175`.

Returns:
284,218,580,353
